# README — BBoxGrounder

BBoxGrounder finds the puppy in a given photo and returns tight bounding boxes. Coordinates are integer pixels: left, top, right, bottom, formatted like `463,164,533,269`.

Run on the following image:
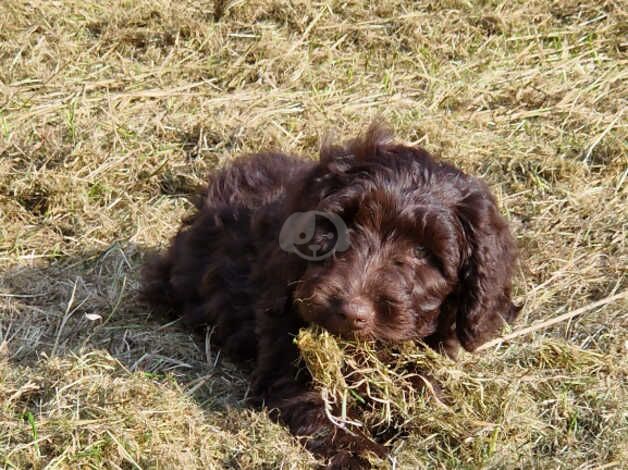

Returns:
141,124,519,467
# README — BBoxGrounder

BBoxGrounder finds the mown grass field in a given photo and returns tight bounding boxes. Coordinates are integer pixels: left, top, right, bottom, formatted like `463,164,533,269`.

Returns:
0,0,626,468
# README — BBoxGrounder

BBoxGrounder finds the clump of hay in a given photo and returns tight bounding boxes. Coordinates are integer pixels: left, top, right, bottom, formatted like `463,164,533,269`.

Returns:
296,326,626,467
296,327,452,437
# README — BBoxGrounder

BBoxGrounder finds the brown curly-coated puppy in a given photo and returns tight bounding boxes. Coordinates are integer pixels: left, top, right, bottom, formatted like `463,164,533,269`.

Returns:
141,124,519,468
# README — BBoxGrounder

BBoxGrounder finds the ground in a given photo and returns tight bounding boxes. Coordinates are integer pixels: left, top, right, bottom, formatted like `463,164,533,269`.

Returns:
0,0,626,468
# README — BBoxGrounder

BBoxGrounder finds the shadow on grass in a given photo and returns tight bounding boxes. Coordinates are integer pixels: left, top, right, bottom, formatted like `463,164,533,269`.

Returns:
0,241,251,411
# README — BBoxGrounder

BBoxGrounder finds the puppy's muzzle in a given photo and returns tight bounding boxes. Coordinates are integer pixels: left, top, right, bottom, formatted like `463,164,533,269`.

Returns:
336,297,373,331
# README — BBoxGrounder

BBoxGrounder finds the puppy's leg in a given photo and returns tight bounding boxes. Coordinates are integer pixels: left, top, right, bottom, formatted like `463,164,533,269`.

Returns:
181,299,258,362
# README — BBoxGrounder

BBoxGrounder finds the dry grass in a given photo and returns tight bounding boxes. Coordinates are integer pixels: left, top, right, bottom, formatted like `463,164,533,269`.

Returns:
296,326,626,468
0,0,626,468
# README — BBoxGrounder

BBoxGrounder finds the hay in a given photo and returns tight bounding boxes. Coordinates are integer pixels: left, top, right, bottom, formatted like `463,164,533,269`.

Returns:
0,350,314,469
297,327,626,468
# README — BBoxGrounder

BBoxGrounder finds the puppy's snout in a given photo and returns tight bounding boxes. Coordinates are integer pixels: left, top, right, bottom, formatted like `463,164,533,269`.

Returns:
338,298,373,328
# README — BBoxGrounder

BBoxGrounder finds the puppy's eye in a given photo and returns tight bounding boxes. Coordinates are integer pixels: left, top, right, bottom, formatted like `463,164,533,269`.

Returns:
414,246,426,258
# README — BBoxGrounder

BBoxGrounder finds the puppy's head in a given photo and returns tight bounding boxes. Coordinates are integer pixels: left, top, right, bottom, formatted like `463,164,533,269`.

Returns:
286,124,518,350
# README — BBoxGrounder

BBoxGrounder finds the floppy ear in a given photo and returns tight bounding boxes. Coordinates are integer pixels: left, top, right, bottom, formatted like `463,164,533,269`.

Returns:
455,185,520,352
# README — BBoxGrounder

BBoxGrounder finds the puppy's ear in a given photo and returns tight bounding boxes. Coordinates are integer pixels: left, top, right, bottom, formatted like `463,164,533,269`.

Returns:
455,184,520,352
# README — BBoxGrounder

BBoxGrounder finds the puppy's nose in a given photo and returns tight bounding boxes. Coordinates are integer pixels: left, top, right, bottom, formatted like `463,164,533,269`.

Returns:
339,298,373,328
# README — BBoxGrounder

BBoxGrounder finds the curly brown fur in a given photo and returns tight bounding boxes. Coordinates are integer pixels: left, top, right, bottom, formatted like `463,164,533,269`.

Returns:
141,124,519,468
